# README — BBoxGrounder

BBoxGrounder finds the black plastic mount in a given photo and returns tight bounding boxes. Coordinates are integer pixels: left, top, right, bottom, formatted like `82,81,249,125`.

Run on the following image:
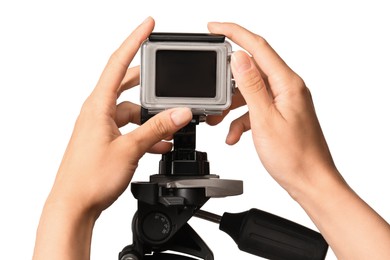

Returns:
141,107,208,176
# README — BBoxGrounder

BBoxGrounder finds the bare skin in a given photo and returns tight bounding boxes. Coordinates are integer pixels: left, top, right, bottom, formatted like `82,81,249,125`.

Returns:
207,22,390,260
33,17,390,260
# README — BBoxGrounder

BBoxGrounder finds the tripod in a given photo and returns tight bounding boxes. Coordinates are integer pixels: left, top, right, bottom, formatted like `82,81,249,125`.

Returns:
119,111,328,260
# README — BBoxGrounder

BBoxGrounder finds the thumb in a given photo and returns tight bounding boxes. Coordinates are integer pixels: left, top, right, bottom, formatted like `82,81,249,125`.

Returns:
231,51,272,115
122,107,193,158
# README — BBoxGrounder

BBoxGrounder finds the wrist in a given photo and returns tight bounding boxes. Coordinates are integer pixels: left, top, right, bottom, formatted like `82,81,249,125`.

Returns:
33,198,96,260
288,165,390,260
287,164,356,233
287,164,349,208
47,170,104,221
46,189,101,220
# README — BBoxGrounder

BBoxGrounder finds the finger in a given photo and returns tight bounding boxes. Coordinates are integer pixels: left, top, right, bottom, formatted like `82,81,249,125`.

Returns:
148,141,173,154
231,50,272,116
164,135,174,141
118,66,140,97
208,22,293,82
206,88,246,126
120,107,193,159
226,112,251,145
94,17,154,97
115,101,141,127
206,110,230,126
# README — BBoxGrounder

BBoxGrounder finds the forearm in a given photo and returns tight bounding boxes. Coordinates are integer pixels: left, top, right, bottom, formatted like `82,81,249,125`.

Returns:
295,167,390,260
33,199,96,260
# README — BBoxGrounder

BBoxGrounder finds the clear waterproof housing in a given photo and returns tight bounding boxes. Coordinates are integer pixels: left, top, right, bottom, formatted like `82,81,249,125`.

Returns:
140,36,233,115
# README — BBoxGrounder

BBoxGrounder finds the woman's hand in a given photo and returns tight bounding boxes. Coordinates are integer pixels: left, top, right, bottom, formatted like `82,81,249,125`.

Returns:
207,22,338,197
207,22,390,260
33,17,192,260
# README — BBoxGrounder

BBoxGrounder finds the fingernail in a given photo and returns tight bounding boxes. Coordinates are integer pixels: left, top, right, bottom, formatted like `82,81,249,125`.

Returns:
170,107,192,126
142,16,152,24
225,132,233,144
232,51,252,73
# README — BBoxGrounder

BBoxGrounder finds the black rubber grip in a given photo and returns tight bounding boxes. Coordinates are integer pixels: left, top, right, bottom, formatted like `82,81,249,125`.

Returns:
219,208,328,260
149,33,225,43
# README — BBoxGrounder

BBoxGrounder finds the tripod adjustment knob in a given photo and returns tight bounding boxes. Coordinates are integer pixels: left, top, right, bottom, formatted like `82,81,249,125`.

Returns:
141,212,172,243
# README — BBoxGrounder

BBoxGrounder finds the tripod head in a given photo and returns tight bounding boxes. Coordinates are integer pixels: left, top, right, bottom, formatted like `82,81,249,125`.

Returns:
118,108,328,260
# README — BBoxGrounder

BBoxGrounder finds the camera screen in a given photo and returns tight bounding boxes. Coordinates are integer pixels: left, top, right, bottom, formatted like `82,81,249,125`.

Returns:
155,50,217,98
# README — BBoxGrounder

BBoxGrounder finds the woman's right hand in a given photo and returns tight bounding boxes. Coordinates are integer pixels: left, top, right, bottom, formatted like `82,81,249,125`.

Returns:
207,22,390,260
207,22,340,198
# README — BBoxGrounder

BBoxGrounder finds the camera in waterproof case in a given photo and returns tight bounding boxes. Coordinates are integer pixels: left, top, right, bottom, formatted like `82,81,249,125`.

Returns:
140,33,234,115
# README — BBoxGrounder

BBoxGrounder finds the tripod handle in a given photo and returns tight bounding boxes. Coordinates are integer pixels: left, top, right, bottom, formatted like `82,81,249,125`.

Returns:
219,208,328,260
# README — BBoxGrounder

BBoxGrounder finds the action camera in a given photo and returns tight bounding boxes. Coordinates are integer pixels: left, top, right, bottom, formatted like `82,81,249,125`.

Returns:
140,33,234,115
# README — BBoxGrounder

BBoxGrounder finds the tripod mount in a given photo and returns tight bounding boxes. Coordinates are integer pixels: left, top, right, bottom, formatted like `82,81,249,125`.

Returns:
119,109,328,260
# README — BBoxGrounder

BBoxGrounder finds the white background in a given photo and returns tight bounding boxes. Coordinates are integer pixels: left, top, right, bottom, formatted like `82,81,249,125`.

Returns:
1,0,390,259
